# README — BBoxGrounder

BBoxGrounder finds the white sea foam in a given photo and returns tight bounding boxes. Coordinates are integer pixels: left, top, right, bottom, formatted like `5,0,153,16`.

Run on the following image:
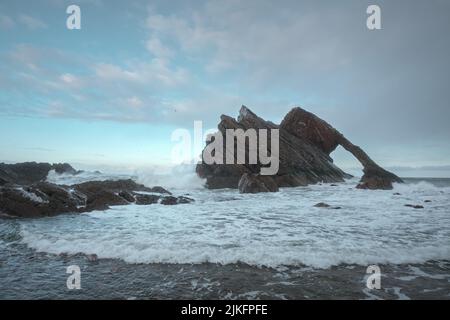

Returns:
18,179,450,269
135,164,204,191
46,170,135,185
17,188,48,204
388,287,411,300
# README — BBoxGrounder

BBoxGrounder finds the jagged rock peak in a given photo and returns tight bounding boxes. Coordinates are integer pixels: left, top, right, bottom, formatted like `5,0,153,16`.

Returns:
238,105,257,122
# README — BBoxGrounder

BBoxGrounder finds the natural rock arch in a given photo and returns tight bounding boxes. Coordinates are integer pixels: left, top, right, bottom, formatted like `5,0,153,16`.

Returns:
280,107,403,189
197,106,403,192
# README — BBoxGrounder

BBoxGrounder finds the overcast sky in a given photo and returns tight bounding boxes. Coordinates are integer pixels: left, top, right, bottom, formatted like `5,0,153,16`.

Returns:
0,0,449,175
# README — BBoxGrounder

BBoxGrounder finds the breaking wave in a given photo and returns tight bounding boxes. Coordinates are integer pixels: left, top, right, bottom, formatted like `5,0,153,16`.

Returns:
46,164,205,191
18,178,450,269
135,164,205,191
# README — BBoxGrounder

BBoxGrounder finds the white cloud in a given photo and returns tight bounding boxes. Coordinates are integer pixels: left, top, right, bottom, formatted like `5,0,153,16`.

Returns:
18,14,47,30
143,0,356,87
0,14,15,29
60,73,77,84
9,44,42,71
146,36,174,59
59,73,82,88
94,59,188,87
2,0,450,165
94,63,140,82
2,43,192,123
126,96,143,109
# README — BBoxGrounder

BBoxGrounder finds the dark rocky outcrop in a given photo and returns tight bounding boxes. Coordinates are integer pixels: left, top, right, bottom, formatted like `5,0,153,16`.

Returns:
405,204,424,209
314,202,331,208
74,179,152,196
238,173,279,193
197,106,402,192
71,179,169,211
149,186,172,195
0,177,8,186
177,196,195,204
118,191,136,203
135,194,160,205
86,254,99,262
0,162,80,186
52,163,79,175
313,202,341,209
160,196,178,205
0,173,193,218
0,183,84,218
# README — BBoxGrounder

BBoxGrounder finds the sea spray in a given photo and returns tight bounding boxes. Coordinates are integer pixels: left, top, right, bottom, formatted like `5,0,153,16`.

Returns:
135,164,205,191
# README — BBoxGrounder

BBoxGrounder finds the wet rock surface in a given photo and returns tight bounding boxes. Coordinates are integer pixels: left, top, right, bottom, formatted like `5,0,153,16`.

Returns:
0,162,80,186
0,165,194,218
314,202,331,208
238,173,279,193
405,204,425,209
314,202,341,209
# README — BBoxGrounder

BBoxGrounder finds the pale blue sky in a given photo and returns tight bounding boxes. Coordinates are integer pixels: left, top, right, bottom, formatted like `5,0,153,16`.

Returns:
1,0,450,175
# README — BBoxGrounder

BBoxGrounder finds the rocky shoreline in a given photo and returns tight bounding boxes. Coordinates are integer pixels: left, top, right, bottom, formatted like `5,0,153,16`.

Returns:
0,162,193,218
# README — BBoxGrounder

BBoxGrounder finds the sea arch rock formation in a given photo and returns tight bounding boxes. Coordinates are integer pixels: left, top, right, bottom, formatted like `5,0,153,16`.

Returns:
196,106,403,192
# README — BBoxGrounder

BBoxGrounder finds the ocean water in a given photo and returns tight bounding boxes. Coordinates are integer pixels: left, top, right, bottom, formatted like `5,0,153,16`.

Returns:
0,169,449,299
